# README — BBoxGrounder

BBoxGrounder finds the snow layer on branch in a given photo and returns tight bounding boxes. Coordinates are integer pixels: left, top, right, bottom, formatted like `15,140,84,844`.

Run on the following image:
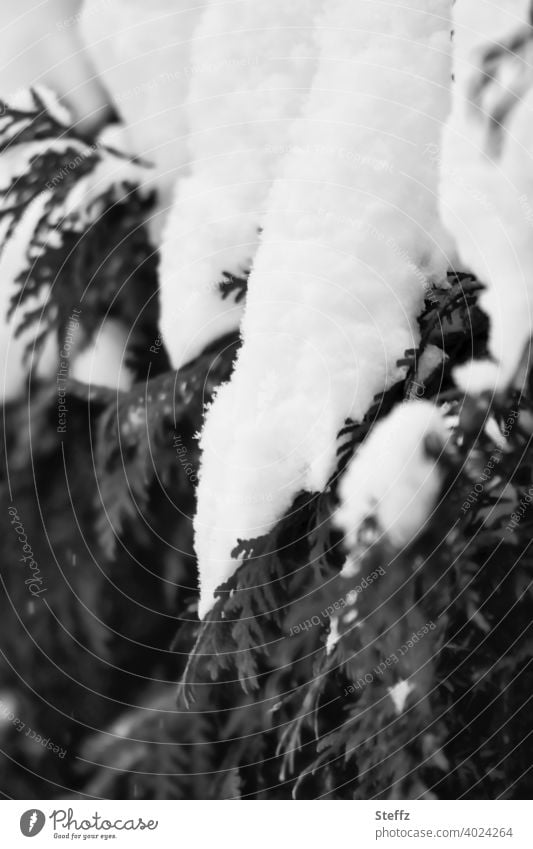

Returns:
388,679,416,715
0,1,111,138
80,0,207,238
440,0,533,392
195,0,453,618
71,318,133,391
0,189,55,401
159,0,321,370
335,401,450,567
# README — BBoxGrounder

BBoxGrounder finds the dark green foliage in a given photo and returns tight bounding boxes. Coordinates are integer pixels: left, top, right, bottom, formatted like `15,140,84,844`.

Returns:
0,88,158,364
170,272,533,800
0,90,532,800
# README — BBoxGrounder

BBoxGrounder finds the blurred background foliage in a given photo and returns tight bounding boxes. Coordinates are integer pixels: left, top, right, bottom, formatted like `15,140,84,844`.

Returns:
0,89,532,801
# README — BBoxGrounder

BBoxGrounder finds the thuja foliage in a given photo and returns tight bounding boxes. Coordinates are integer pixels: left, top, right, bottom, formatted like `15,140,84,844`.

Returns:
0,87,157,361
0,92,531,800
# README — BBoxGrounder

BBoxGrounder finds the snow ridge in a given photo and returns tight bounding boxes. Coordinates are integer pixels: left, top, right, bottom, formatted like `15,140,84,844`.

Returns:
195,0,453,618
80,0,207,239
335,400,450,569
159,0,322,369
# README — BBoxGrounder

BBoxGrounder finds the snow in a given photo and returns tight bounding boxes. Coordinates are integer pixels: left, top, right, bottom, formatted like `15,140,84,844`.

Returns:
440,0,533,392
417,344,448,386
80,0,207,239
335,401,450,559
33,85,73,128
194,0,453,618
70,318,133,391
325,617,340,655
0,2,111,137
387,679,415,715
0,691,18,731
159,0,322,369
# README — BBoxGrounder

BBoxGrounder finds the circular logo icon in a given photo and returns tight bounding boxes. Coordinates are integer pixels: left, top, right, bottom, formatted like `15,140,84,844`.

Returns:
20,810,46,837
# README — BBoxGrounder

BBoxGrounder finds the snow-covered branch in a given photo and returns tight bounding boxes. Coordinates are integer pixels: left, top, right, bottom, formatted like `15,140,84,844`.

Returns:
158,0,321,369
195,0,453,618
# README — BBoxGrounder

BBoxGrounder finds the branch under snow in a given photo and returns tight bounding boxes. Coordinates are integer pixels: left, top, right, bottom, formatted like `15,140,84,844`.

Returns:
158,0,321,369
335,401,451,575
80,0,207,239
194,0,453,618
0,91,148,400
